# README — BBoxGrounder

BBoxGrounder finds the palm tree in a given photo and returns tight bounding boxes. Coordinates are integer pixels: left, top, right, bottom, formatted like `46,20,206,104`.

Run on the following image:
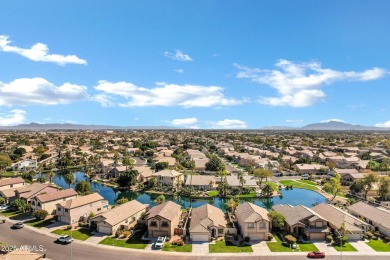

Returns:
46,162,55,184
237,171,246,193
63,171,75,188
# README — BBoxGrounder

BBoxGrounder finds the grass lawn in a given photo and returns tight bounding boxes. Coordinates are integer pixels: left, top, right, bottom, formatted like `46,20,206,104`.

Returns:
207,190,220,197
238,192,257,198
2,171,15,177
366,239,390,252
52,228,94,241
25,217,54,228
209,240,253,253
0,209,24,218
162,242,192,252
279,180,319,191
267,234,318,252
264,181,279,191
99,231,149,249
333,242,357,252
296,180,317,186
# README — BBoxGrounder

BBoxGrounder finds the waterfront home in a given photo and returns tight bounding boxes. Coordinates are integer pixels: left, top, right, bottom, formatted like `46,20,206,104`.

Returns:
348,201,390,237
90,200,148,235
56,193,108,225
189,204,227,242
224,175,258,188
235,202,270,241
312,203,370,240
11,159,38,172
273,204,329,241
185,175,216,191
152,169,184,187
14,183,58,203
294,164,328,175
107,165,127,178
135,165,153,183
146,201,181,238
31,189,78,214
0,177,26,191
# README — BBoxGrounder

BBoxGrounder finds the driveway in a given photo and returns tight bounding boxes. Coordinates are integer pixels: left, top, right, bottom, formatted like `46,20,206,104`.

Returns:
191,241,209,254
40,221,67,233
349,240,376,253
251,241,271,253
314,242,337,253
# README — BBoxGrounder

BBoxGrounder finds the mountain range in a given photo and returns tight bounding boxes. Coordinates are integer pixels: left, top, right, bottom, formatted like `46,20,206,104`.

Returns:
261,121,390,131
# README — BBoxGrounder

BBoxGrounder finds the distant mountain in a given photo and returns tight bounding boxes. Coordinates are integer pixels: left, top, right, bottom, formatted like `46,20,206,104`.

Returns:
0,122,179,130
260,121,390,131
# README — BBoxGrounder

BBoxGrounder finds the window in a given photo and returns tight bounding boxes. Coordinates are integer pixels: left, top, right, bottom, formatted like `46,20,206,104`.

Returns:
97,208,101,211
10,184,13,188
65,209,69,213
150,221,157,227
57,207,61,211
37,202,41,207
161,221,168,227
125,218,129,223
248,223,255,229
315,222,323,228
259,222,266,228
63,198,66,201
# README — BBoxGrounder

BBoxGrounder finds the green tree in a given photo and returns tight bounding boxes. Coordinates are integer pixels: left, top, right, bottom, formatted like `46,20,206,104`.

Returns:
46,162,55,184
155,162,169,171
323,173,342,201
22,170,35,182
261,182,275,197
362,172,379,199
268,210,285,230
33,209,48,220
326,161,336,171
237,171,246,193
150,176,158,187
155,194,165,204
75,181,92,195
284,235,297,246
225,196,240,212
116,170,138,188
0,197,6,205
12,199,27,212
205,155,225,172
378,176,390,200
116,197,128,205
254,168,272,187
122,156,134,171
63,171,75,188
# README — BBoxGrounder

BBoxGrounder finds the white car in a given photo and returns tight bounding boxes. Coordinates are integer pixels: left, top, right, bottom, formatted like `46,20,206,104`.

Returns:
154,236,166,249
0,205,10,211
57,235,74,244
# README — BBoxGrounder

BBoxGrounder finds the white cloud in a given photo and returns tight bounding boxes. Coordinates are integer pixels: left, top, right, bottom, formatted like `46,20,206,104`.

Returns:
286,119,304,123
207,119,247,129
0,109,26,126
174,69,184,73
0,77,87,106
164,50,192,61
375,120,390,128
320,119,345,123
235,60,387,107
94,81,243,108
170,117,199,129
0,35,87,65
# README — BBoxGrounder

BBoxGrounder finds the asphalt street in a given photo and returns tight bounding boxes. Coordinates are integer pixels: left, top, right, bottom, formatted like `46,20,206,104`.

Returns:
0,221,388,260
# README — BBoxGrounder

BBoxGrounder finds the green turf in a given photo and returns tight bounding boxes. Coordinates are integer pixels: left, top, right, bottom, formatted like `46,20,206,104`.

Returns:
207,190,220,197
99,231,148,249
52,228,94,241
162,242,192,252
209,240,253,253
333,242,357,252
279,180,319,191
366,239,390,252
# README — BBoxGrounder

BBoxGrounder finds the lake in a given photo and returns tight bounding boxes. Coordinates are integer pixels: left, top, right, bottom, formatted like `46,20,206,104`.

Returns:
53,171,326,210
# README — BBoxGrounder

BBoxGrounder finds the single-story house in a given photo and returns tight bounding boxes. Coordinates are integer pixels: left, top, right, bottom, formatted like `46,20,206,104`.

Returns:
312,203,370,240
90,199,148,235
31,188,78,214
57,193,109,225
273,204,330,241
294,164,329,175
146,201,181,238
235,202,270,241
348,201,390,237
189,204,227,242
185,175,216,191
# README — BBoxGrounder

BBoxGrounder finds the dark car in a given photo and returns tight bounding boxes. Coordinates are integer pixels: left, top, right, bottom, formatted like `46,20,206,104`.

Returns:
307,251,325,258
12,222,24,229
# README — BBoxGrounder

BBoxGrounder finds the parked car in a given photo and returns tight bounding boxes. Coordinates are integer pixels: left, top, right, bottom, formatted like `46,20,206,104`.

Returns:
12,222,24,229
154,236,166,249
0,205,11,211
307,251,325,258
301,174,309,180
57,235,74,244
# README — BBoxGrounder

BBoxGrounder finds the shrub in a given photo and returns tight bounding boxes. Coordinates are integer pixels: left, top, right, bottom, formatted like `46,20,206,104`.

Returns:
122,231,130,238
335,235,348,246
172,239,184,246
383,237,390,242
326,235,333,243
374,231,381,237
284,235,297,245
366,231,374,239
268,233,273,241
66,225,72,230
244,236,250,243
234,235,239,241
372,236,378,240
115,229,124,238
33,209,48,220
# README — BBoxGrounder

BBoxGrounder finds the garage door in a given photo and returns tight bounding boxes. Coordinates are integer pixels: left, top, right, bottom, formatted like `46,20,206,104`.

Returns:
152,231,168,238
309,233,325,241
98,226,112,234
347,233,362,240
192,234,210,242
249,233,264,241
59,216,70,223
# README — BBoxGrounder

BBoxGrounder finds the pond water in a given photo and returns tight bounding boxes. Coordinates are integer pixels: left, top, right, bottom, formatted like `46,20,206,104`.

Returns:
53,172,326,210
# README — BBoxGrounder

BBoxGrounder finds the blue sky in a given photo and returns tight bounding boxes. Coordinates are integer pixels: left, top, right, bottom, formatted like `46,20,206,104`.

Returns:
0,0,389,129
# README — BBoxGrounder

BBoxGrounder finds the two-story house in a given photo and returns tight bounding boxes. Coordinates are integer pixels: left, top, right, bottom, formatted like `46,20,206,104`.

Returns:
151,169,184,187
146,201,181,238
273,204,330,241
56,193,109,225
14,183,58,203
31,189,78,215
235,202,270,241
0,177,26,192
90,199,148,235
11,159,38,172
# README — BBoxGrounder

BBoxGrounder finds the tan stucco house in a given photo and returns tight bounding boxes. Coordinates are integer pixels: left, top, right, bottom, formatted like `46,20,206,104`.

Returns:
235,202,270,241
31,188,78,214
146,201,181,238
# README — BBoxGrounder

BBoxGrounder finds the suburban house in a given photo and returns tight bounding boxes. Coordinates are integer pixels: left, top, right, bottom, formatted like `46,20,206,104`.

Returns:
348,202,390,237
312,203,370,240
14,183,58,203
185,175,216,191
0,177,26,191
56,193,108,225
235,202,270,240
90,199,148,235
189,204,227,242
224,175,258,188
152,169,184,187
294,164,328,175
31,189,78,214
11,159,38,172
273,204,330,241
146,201,181,238
135,166,153,183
